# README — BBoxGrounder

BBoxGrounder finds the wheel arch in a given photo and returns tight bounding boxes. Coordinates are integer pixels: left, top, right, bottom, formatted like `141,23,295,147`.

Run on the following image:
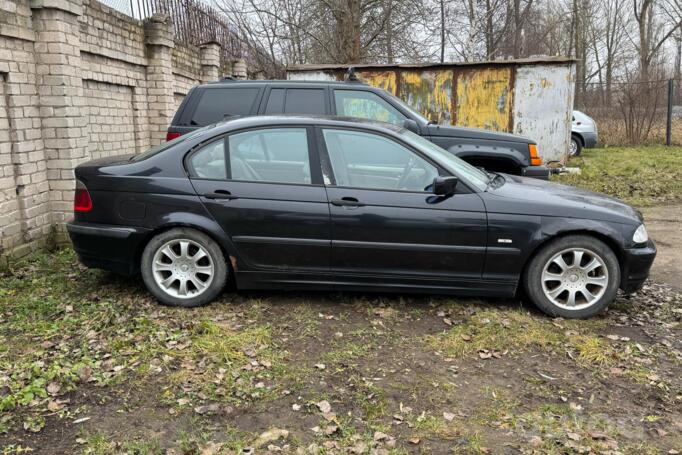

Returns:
571,132,585,146
520,229,626,289
133,215,240,283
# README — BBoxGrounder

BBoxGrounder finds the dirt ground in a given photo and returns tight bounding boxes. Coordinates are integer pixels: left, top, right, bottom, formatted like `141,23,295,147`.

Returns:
643,204,682,291
1,206,681,455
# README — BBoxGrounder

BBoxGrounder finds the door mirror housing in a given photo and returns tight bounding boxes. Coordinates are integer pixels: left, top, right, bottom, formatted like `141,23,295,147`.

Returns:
403,119,420,134
433,176,458,196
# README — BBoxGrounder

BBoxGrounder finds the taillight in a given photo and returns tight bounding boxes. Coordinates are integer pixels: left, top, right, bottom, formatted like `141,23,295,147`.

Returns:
529,144,542,166
166,131,181,141
74,180,92,212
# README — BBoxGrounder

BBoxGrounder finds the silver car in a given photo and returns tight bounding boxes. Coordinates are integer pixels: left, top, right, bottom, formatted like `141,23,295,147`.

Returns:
571,110,598,156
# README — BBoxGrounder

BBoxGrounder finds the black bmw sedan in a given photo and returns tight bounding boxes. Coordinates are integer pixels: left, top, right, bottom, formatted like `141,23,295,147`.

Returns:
67,116,656,318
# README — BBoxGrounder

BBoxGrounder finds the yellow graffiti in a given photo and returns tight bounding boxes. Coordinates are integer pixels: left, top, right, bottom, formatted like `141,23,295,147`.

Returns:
399,70,453,124
359,71,397,94
455,68,512,131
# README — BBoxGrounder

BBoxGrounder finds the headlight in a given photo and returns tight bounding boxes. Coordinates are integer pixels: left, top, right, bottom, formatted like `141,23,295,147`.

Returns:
633,224,648,243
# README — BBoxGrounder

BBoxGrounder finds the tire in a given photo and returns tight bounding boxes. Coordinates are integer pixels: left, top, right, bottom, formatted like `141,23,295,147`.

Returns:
523,235,620,319
141,228,227,307
569,135,583,157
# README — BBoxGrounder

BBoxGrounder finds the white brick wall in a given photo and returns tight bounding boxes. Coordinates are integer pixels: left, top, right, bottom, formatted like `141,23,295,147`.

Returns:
0,0,239,262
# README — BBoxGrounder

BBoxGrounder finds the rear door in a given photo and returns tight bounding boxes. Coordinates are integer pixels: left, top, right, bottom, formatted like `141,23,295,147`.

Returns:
188,126,331,275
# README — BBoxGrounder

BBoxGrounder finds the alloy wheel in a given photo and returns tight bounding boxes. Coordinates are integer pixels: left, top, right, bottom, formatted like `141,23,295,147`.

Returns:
569,139,579,156
152,239,215,299
541,248,608,310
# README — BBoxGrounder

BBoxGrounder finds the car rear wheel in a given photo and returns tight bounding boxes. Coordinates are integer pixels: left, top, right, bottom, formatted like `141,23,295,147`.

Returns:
569,136,582,157
141,228,227,307
524,235,620,318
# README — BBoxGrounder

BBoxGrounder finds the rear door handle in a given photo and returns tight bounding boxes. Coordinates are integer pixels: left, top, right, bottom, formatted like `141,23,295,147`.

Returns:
203,189,237,200
331,197,364,207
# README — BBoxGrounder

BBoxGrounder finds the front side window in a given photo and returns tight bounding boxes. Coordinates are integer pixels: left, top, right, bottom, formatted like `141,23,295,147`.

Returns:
334,90,406,125
322,129,438,192
228,128,311,184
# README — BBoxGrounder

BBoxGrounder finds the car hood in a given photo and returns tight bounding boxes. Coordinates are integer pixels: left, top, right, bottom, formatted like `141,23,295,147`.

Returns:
483,174,642,224
426,124,532,143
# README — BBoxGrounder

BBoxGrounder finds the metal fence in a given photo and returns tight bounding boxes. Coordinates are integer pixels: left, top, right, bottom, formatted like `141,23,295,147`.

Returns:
579,78,682,146
97,0,273,76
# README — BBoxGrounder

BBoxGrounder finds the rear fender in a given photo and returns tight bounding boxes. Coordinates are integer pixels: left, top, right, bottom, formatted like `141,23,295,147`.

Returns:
151,212,243,267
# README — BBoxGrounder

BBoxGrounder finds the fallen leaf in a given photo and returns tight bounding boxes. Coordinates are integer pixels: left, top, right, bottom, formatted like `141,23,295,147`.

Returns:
314,363,326,370
443,411,455,421
253,428,289,448
316,400,331,413
47,382,60,396
409,438,421,444
292,403,301,411
567,432,581,441
194,403,220,415
373,431,390,441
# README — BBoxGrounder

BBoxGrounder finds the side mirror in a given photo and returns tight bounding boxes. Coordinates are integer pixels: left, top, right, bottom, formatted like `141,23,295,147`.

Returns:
433,176,458,196
403,119,420,134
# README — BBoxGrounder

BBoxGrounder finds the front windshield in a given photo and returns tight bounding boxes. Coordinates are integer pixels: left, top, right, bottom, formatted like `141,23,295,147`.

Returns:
397,128,490,191
130,125,213,162
385,92,430,124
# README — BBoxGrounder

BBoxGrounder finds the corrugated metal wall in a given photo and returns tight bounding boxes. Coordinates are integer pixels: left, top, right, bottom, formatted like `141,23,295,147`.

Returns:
287,59,575,163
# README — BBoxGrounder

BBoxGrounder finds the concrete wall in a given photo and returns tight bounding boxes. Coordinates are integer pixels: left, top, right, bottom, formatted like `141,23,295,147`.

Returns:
0,0,246,262
287,59,576,163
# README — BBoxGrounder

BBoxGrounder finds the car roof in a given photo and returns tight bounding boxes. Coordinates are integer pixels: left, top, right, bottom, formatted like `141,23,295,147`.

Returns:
203,79,370,88
198,115,405,137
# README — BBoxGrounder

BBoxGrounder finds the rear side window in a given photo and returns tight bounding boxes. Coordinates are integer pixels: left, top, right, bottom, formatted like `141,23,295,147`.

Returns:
229,128,311,185
189,139,226,179
190,88,259,125
284,89,325,114
263,88,327,115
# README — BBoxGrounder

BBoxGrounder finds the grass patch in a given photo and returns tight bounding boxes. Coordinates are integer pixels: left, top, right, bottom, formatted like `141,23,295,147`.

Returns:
553,145,682,207
424,309,581,358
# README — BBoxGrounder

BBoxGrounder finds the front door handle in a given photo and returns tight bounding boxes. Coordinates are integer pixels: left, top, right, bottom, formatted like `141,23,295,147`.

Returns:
204,189,237,200
331,197,364,207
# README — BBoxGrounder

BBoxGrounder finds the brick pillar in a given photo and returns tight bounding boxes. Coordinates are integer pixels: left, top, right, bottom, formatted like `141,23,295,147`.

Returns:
30,0,88,234
200,42,221,83
232,59,247,79
144,13,175,146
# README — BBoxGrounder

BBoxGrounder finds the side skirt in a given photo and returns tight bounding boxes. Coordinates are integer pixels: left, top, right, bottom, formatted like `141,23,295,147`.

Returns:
234,270,517,297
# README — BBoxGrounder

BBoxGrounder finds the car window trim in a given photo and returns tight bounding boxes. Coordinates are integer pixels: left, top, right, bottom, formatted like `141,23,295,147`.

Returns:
314,125,474,194
185,124,323,186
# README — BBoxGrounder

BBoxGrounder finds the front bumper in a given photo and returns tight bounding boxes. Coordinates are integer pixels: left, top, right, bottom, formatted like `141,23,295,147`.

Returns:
522,165,550,180
620,240,656,293
67,221,151,275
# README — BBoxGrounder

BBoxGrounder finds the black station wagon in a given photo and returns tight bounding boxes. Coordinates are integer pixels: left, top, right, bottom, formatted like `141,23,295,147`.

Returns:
68,116,656,319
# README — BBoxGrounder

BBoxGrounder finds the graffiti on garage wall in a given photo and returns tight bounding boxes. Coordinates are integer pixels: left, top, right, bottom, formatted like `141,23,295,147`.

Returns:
454,67,513,131
287,58,576,162
400,70,453,125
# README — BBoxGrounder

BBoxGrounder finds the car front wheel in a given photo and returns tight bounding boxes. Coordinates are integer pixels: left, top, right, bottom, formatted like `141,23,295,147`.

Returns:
141,228,227,307
524,235,620,318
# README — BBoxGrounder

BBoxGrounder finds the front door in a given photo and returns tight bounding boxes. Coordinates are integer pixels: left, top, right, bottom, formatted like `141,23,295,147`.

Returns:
318,127,487,290
188,126,330,276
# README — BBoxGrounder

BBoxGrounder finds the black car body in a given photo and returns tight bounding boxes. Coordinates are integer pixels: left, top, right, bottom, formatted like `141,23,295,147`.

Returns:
68,117,655,318
168,80,549,179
